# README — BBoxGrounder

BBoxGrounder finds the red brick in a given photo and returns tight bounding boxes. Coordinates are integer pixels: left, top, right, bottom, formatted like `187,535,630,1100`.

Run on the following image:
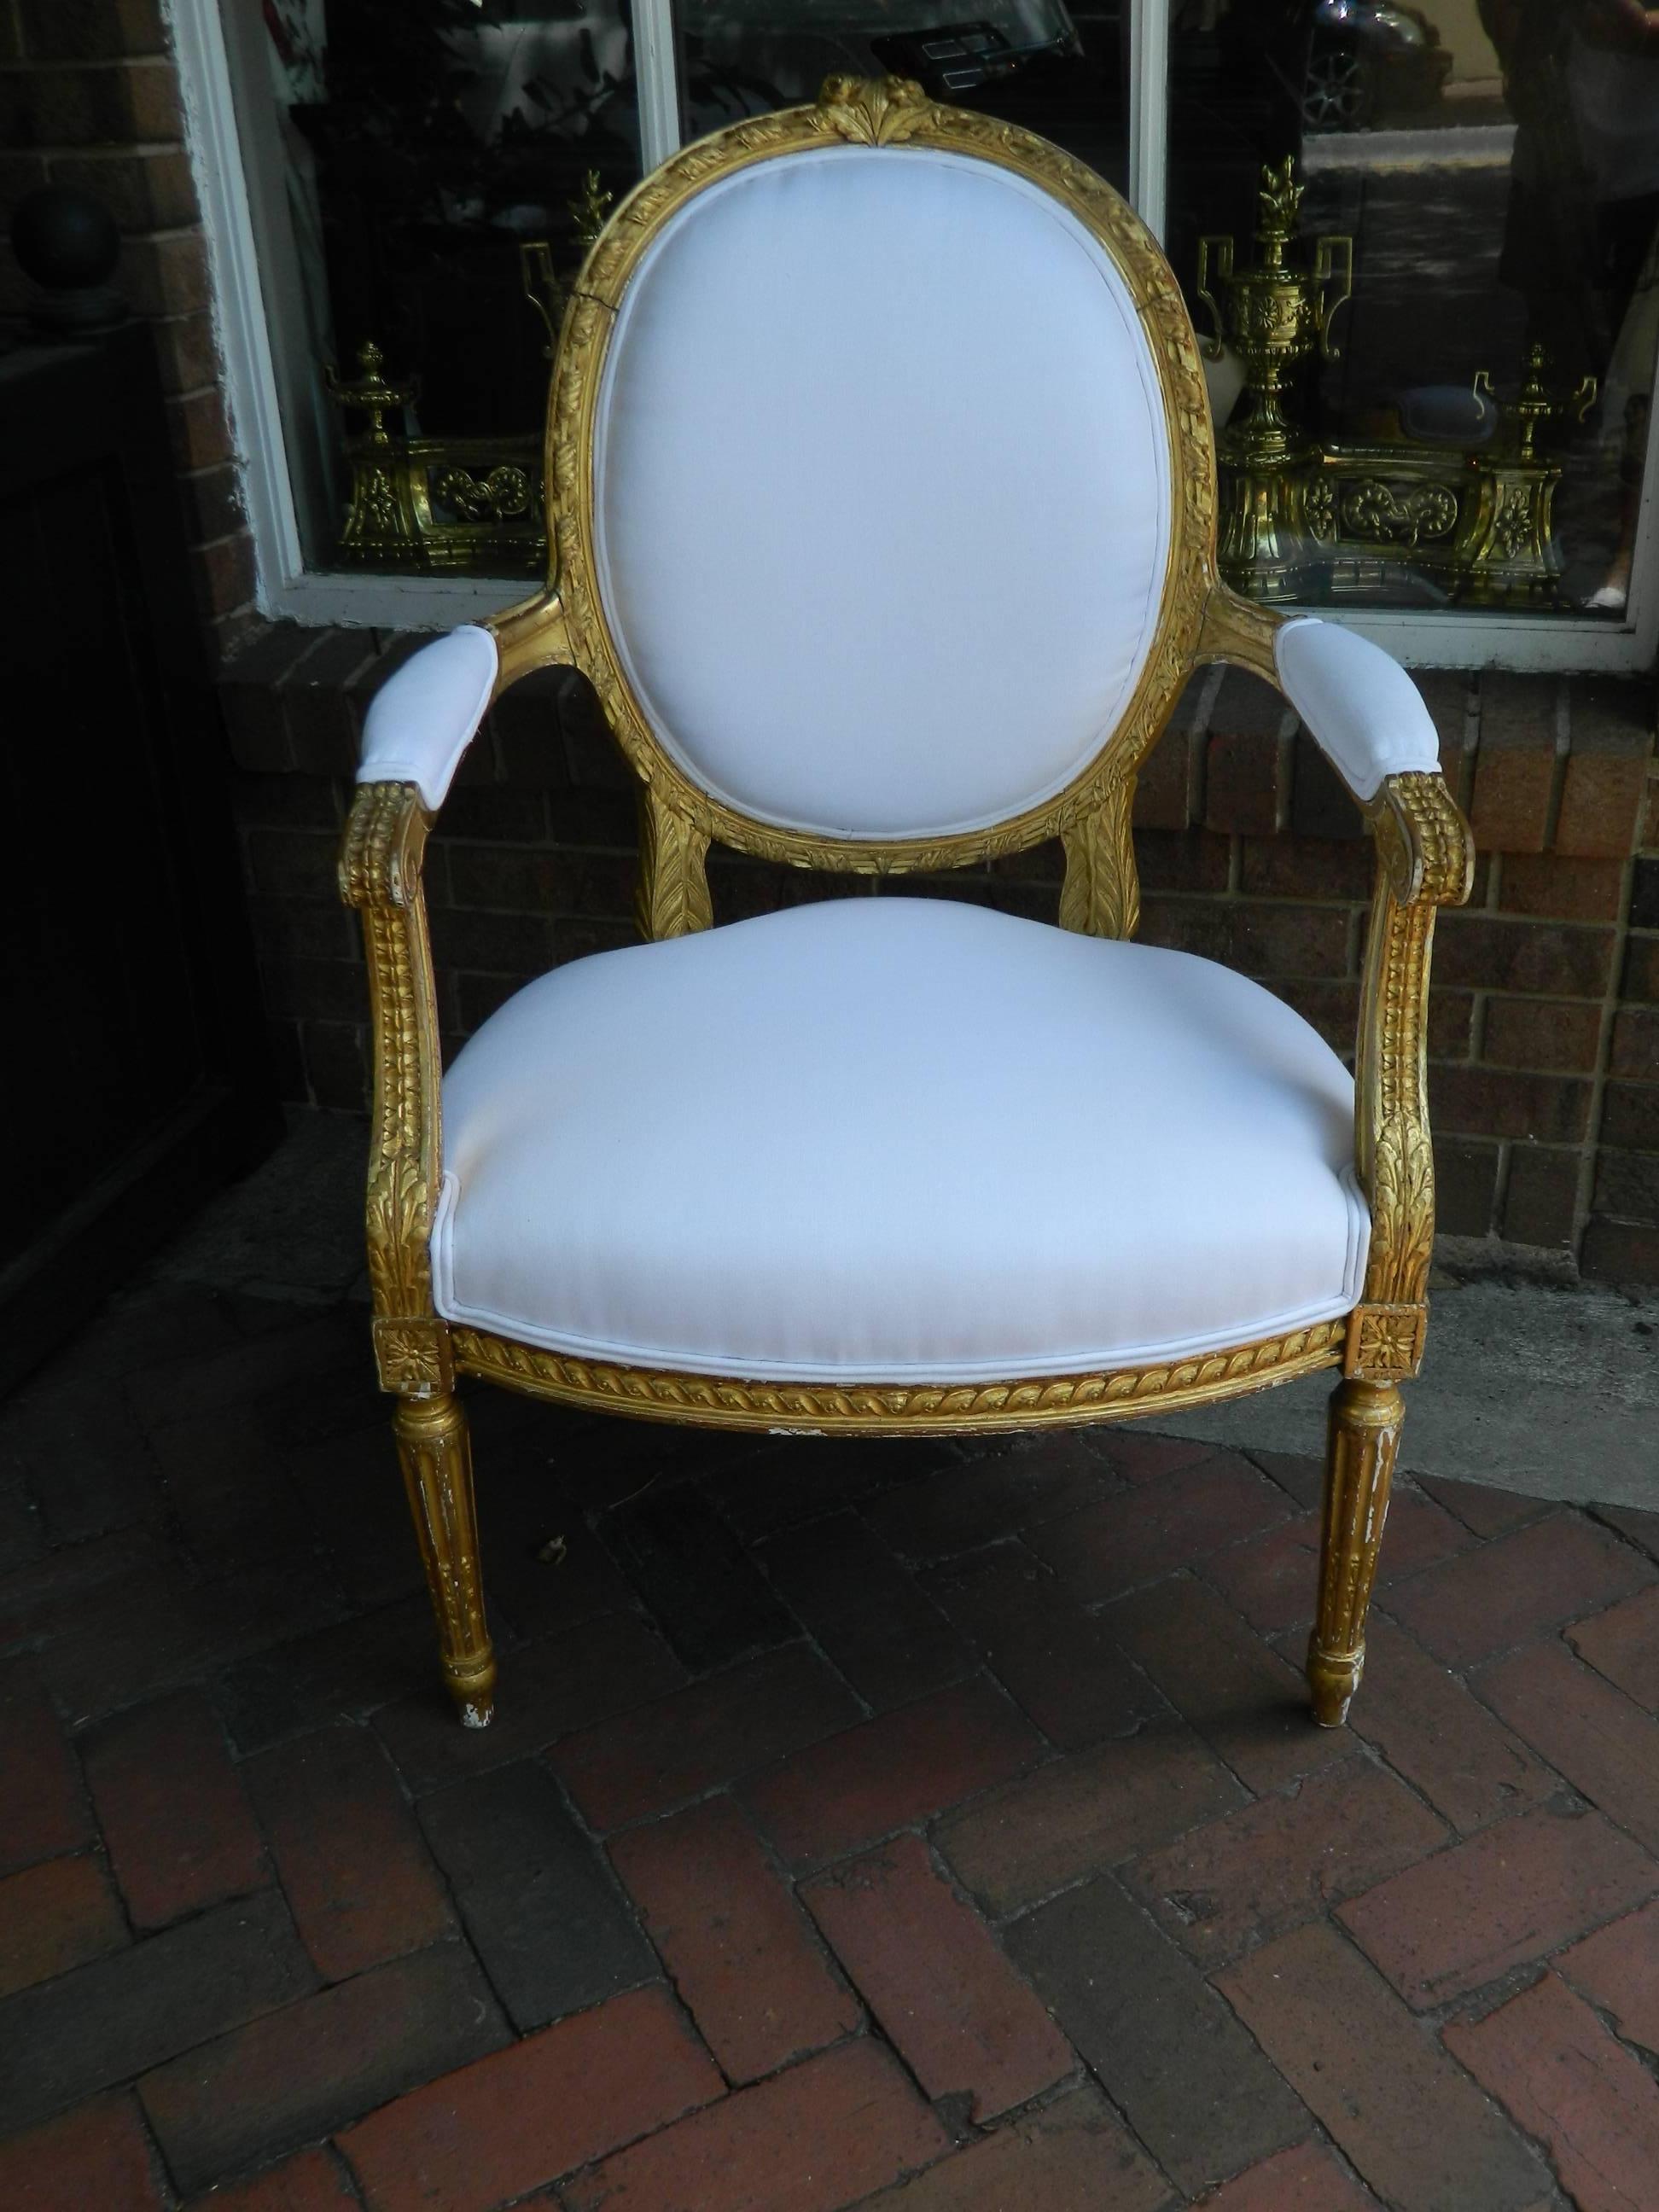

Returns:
1591,1502,1659,1564
0,1853,125,2000
1412,1475,1547,1540
1383,1511,1654,1667
923,1544,1163,1749
1196,2144,1378,2209
1003,1871,1303,2192
0,1659,89,1875
1502,1144,1582,1246
0,2096,164,2211
337,1984,724,2212
1470,739,1555,855
1338,1803,1656,2008
742,1677,1043,1870
861,1435,1121,1560
1351,1618,1555,1835
1556,747,1650,859
937,1719,1245,1915
1105,1576,1351,1793
551,1646,862,1831
1443,1972,1659,2211
1581,1218,1659,1283
1432,913,1615,998
371,1611,684,1792
560,2039,950,2212
1481,995,1604,1072
138,1945,509,2195
755,1514,974,1712
801,1833,1070,2122
1024,1453,1290,1602
1611,1005,1659,1080
1568,1584,1659,1712
856,2083,1168,2211
608,1798,859,2084
1203,1497,1466,1637
183,2145,358,2211
1476,1639,1659,1854
1125,1758,1447,1965
1218,1922,1550,2211
1103,1433,1217,1485
1499,852,1627,920
82,1689,266,1930
1429,1062,1592,1143
0,1528,162,1648
1557,1896,1659,2057
244,1723,453,1981
1206,724,1285,837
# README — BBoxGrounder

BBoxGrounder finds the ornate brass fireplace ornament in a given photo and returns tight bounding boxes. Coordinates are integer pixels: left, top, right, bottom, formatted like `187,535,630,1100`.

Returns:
327,173,614,575
328,340,544,575
1202,165,1595,607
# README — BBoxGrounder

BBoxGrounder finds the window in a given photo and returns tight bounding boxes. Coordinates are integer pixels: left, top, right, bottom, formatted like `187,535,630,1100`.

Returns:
179,0,1659,666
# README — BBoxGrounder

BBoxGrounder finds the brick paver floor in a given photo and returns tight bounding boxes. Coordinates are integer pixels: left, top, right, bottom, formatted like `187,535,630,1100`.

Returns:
3,1281,1659,2209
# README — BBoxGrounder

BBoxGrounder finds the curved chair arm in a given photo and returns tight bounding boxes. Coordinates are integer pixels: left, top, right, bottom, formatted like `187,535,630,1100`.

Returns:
340,590,573,1396
1196,586,1474,1381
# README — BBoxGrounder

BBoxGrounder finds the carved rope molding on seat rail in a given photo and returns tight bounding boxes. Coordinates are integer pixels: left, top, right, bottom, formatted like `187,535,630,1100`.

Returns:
450,1318,1347,1435
340,780,452,1398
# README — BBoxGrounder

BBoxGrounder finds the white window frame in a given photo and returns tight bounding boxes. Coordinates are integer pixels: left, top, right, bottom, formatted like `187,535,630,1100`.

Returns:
172,0,1659,668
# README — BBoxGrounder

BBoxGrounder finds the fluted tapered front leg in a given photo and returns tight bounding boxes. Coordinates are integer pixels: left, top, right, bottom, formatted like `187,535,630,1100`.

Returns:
1308,1377,1403,1727
393,1391,495,1727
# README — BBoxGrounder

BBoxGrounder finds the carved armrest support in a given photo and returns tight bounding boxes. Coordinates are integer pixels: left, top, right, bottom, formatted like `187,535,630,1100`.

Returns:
1194,587,1475,1382
1350,771,1474,1381
340,782,451,1398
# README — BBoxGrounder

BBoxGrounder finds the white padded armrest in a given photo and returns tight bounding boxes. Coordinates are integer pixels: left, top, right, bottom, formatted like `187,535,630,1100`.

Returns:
1275,617,1442,803
357,625,498,810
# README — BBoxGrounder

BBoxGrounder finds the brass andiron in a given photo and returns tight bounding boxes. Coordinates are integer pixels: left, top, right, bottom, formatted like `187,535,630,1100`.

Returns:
1202,166,1595,609
327,176,612,574
1198,159,1353,596
327,339,544,575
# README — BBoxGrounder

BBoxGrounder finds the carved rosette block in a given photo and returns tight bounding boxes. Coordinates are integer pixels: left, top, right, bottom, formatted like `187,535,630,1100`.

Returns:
393,1391,495,1726
1310,1376,1402,1726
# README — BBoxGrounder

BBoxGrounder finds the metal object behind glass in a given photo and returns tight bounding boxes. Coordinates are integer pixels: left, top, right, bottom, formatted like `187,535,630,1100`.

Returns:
325,174,614,576
1201,163,1599,610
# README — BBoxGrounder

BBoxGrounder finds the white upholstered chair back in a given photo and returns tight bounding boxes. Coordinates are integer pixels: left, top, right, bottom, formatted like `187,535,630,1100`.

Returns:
578,131,1185,844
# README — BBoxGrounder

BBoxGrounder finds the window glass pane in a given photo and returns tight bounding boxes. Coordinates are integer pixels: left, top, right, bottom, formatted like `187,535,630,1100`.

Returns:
677,0,1128,192
1166,0,1659,619
255,0,649,573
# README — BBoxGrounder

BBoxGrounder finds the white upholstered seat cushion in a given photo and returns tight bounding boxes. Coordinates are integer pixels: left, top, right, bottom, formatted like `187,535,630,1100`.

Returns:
434,899,1366,1382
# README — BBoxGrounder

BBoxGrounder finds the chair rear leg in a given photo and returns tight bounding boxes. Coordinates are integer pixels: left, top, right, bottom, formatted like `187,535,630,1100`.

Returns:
1308,1376,1403,1727
393,1390,496,1727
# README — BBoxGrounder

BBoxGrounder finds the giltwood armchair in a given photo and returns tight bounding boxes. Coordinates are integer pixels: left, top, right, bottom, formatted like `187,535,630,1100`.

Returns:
340,78,1473,1734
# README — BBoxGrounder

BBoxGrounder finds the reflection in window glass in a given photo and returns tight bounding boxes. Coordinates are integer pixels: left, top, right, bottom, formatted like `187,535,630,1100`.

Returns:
259,0,647,570
681,0,1127,191
1167,0,1659,618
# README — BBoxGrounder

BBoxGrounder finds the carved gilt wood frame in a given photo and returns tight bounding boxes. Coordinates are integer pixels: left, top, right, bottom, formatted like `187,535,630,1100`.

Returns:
341,76,1474,1449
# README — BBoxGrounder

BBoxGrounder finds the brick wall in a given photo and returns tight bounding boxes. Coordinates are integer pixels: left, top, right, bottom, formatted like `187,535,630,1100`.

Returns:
219,628,1659,1285
0,0,258,661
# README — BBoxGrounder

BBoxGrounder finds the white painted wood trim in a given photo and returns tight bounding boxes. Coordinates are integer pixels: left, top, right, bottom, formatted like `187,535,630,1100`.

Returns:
634,0,684,169
1128,0,1168,243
